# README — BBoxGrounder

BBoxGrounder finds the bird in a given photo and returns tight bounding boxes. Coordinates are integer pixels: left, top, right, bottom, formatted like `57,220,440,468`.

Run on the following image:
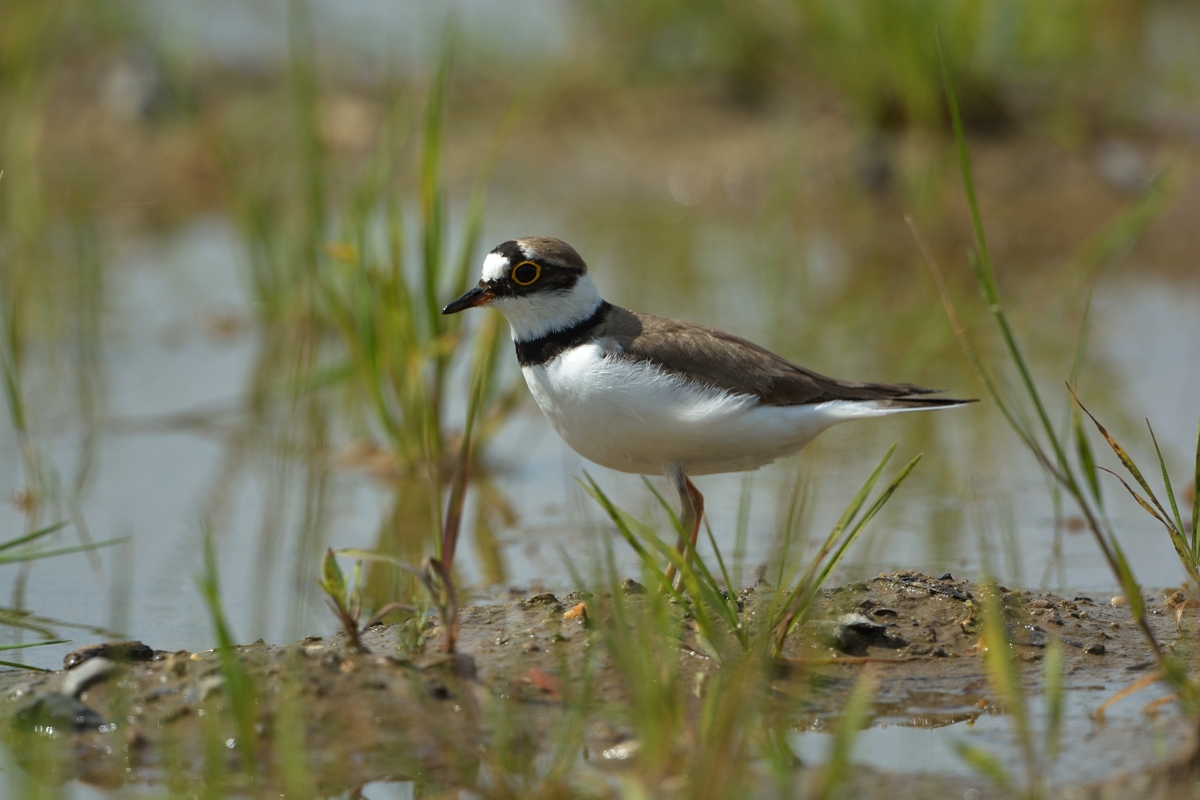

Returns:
443,237,974,580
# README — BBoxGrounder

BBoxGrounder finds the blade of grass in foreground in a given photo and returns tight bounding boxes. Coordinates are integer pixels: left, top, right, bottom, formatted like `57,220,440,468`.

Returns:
0,639,69,651
0,639,70,672
763,442,898,641
977,581,1039,795
1073,392,1200,586
1193,412,1200,560
197,525,258,781
0,521,69,552
928,33,1192,703
770,447,922,655
580,473,735,655
583,442,921,659
640,477,746,646
1043,637,1065,761
814,673,875,800
0,537,126,566
0,517,124,569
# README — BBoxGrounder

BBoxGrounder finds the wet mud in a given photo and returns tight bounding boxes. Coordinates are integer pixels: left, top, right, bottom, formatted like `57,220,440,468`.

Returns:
2,572,1196,798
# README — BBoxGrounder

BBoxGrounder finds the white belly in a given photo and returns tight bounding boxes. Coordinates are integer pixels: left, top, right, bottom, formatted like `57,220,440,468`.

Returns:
521,343,854,476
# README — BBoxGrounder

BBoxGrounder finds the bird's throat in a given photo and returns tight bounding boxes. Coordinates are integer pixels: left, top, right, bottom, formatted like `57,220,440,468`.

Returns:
513,301,611,367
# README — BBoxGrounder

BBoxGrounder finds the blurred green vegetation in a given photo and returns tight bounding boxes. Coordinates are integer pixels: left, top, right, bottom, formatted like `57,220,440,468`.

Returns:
580,0,1199,130
0,0,1197,795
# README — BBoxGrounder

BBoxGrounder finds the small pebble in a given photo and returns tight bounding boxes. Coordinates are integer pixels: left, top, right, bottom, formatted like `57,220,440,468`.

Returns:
61,658,119,698
1110,596,1127,607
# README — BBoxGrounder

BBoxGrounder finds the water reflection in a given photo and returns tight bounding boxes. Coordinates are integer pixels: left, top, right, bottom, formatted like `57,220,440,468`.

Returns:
0,205,1197,671
788,687,1185,786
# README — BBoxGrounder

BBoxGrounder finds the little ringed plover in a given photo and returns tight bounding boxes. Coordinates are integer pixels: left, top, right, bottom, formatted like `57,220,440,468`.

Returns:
444,237,975,574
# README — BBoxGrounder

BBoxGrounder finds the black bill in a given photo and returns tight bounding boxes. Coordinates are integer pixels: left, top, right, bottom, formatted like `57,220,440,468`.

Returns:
442,284,494,315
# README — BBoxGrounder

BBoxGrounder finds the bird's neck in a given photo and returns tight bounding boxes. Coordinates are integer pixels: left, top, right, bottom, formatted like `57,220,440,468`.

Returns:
503,274,605,344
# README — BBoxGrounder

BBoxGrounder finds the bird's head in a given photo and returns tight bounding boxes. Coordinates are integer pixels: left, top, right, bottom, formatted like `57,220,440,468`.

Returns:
442,237,602,342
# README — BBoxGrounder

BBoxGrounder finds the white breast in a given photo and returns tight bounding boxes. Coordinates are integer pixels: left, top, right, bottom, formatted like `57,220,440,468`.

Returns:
521,342,863,476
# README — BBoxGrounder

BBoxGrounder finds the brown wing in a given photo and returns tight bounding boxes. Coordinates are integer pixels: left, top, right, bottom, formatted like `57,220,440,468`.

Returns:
596,306,966,407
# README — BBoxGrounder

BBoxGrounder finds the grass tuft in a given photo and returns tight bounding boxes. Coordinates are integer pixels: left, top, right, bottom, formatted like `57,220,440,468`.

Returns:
924,32,1198,710
582,440,922,661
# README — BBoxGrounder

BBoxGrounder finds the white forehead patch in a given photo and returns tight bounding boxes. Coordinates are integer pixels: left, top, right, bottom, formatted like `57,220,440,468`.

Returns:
481,251,511,283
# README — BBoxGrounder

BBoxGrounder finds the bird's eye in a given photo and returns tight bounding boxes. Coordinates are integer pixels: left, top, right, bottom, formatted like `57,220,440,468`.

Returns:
511,261,541,286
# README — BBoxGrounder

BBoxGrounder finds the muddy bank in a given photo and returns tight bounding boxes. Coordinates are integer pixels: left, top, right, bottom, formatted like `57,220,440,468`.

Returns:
1,572,1196,797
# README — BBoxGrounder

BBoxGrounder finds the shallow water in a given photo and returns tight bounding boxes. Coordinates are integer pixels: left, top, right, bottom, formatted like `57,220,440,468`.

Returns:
1,207,1197,675
0,18,1198,800
791,687,1185,787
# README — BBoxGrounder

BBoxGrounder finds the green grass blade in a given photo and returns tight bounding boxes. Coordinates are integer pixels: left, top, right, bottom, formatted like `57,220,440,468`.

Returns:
909,217,1065,485
335,549,432,587
1099,467,1199,585
733,474,752,589
828,440,897,538
1043,637,1064,759
440,347,488,572
788,441,897,602
1096,467,1167,526
1073,407,1103,509
772,449,919,651
198,526,259,780
1147,421,1186,539
1,292,27,437
816,453,923,592
815,674,875,800
675,536,743,646
1107,535,1145,620
638,475,739,633
611,514,726,646
954,742,1014,791
0,639,68,651
319,547,346,601
420,32,455,341
1068,282,1096,387
586,475,738,650
640,475,684,535
577,474,702,623
1069,171,1179,281
1193,410,1200,558
795,441,898,596
703,520,737,602
1076,397,1174,529
0,520,69,552
938,33,1073,485
579,473,659,572
978,581,1038,789
0,537,126,566
449,96,523,303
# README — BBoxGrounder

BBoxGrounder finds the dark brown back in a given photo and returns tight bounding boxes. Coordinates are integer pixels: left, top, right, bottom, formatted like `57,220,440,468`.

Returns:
598,306,965,407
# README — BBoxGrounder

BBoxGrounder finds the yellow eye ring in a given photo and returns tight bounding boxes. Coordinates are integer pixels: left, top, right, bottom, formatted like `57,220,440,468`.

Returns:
511,260,541,286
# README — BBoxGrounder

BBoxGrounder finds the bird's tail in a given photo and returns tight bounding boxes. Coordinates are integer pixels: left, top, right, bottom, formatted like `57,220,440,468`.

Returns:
819,393,977,419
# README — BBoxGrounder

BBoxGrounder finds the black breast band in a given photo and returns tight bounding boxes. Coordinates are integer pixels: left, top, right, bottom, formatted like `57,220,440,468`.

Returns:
514,302,612,367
